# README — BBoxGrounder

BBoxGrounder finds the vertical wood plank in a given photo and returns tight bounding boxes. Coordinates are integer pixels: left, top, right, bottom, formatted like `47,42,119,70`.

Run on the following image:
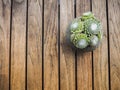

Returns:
60,0,75,90
0,0,11,90
44,0,58,90
108,0,120,89
27,0,42,90
11,0,27,90
92,0,109,90
76,0,92,90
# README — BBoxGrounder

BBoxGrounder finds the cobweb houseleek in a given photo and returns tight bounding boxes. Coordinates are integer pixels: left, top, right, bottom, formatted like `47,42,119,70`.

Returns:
90,35,99,47
71,34,89,49
68,11,102,51
84,18,101,34
70,20,84,34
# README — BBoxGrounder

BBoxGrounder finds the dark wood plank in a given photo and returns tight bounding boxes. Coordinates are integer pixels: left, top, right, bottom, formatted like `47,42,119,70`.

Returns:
0,0,11,90
27,0,42,90
44,0,58,90
11,0,27,90
108,0,120,89
76,0,92,90
92,0,109,90
60,0,75,90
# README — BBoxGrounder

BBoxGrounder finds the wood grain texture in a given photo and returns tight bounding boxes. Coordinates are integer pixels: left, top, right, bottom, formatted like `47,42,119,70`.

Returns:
60,0,75,90
0,0,11,90
92,0,109,90
11,0,27,90
27,0,42,90
108,0,120,89
76,0,92,90
44,0,58,90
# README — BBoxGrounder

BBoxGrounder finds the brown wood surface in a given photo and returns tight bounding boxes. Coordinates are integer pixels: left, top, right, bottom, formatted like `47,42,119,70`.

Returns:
11,0,27,90
0,0,11,90
76,0,92,90
27,0,42,90
108,0,120,89
92,0,109,90
44,0,58,90
60,0,75,90
1,0,120,90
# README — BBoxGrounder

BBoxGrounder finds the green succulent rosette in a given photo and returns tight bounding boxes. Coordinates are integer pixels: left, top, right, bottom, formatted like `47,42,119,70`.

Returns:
81,12,94,21
71,34,89,49
68,11,103,51
70,19,84,34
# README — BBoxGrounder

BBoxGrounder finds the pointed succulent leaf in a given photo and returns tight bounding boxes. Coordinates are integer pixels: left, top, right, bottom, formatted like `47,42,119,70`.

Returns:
97,30,103,40
81,11,94,21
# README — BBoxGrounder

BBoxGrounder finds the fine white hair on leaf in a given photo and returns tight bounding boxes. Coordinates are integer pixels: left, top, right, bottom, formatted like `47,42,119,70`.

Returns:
83,12,91,16
91,23,97,31
78,39,88,49
71,22,78,29
90,36,99,46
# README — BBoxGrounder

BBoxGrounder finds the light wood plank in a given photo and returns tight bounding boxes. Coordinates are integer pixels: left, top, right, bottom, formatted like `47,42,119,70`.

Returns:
0,0,11,90
27,0,42,90
60,0,75,90
108,0,120,89
44,0,58,90
11,0,27,90
76,0,92,90
92,0,109,90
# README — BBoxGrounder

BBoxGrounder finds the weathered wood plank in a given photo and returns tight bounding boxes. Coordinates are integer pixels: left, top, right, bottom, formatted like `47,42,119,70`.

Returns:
60,0,75,90
44,0,58,90
0,0,11,90
27,0,42,90
11,0,27,90
108,0,120,89
76,0,92,90
92,0,109,90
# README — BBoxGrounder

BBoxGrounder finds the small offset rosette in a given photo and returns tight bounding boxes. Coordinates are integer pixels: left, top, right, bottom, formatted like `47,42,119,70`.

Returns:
67,12,103,51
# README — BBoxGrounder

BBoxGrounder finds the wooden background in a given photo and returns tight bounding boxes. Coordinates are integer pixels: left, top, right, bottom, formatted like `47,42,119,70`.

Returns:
0,0,120,90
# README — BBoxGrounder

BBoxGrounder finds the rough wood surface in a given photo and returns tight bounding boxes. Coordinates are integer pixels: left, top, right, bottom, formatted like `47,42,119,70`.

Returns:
0,0,11,90
44,0,58,90
11,0,27,90
108,0,120,89
76,0,92,90
92,0,109,90
27,0,42,90
60,0,75,90
0,0,120,90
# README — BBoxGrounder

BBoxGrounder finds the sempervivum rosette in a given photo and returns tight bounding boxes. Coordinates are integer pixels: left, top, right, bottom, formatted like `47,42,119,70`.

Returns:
68,11,103,51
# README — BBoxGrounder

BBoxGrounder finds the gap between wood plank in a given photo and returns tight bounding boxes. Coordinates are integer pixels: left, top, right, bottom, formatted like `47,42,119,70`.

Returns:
25,0,28,90
42,0,44,90
90,0,95,90
106,0,111,89
9,0,13,89
58,1,60,90
74,1,77,90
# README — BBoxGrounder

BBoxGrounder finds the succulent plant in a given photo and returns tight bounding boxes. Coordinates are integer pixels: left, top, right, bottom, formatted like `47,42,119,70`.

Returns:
68,11,103,51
